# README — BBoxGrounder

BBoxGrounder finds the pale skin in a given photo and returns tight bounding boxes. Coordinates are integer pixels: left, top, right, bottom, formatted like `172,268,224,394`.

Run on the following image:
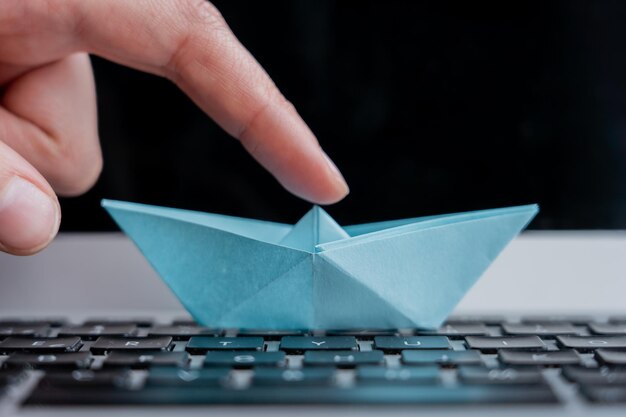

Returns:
0,0,349,256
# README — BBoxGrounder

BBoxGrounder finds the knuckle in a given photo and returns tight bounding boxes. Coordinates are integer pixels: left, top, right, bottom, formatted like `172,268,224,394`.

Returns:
238,89,287,141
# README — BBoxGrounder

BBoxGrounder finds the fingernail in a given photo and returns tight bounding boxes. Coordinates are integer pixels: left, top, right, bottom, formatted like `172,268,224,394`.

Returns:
0,177,59,253
322,151,350,197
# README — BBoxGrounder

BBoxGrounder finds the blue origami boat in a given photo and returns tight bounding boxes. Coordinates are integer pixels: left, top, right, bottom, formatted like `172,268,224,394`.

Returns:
102,200,538,330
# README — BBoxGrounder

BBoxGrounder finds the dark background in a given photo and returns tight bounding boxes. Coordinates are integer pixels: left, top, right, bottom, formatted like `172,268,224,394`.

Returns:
60,0,626,230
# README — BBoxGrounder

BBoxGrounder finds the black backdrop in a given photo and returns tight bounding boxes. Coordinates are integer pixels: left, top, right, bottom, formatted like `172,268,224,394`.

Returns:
59,0,626,230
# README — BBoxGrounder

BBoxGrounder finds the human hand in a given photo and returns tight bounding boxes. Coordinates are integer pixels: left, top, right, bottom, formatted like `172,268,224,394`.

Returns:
0,0,349,255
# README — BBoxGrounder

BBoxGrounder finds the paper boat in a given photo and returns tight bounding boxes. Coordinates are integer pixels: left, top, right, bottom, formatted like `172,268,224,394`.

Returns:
102,200,538,330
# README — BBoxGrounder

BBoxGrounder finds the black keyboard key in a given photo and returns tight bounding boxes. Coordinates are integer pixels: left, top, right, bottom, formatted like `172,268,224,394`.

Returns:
280,336,357,352
502,323,579,336
3,352,93,369
204,351,285,368
304,350,384,367
458,367,545,385
90,336,172,354
423,324,489,337
589,323,626,335
83,318,153,327
39,370,132,388
609,316,626,324
0,319,65,327
0,325,49,338
186,337,264,353
498,350,581,366
171,319,198,326
104,351,189,368
326,329,397,339
465,336,545,352
445,315,505,325
148,326,216,340
521,315,592,325
582,386,626,403
145,367,230,387
562,367,626,385
402,350,483,366
595,349,626,366
557,335,626,351
374,336,450,351
58,324,137,340
236,330,305,340
0,337,81,353
253,367,335,386
357,365,440,384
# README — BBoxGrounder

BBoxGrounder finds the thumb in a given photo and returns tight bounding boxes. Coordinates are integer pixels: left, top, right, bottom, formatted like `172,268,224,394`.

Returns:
0,141,60,255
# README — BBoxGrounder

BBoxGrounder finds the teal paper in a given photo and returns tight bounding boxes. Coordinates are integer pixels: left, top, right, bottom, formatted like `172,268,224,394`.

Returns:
102,200,538,329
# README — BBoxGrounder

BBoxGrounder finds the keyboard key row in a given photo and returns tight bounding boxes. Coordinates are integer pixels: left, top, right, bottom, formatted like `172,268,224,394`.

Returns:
24,383,558,405
27,365,559,389
4,334,626,359
4,350,601,371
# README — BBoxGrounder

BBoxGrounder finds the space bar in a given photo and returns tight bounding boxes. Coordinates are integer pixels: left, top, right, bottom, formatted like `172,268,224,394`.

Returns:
25,385,558,405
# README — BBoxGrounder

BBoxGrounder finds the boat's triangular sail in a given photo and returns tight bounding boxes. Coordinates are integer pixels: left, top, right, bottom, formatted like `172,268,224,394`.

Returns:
279,206,349,252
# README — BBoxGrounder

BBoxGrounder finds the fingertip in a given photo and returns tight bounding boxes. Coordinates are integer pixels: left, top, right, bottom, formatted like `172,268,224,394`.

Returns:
285,152,350,205
0,176,60,255
320,151,350,203
299,184,350,206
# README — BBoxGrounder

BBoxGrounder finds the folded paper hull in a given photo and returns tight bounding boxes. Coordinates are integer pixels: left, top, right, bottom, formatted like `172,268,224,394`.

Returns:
102,200,538,329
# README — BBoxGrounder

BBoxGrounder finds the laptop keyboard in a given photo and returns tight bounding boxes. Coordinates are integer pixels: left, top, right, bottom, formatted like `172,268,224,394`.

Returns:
1,316,626,406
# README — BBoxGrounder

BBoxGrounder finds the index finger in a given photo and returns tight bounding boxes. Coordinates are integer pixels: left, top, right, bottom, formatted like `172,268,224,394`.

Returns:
23,0,349,204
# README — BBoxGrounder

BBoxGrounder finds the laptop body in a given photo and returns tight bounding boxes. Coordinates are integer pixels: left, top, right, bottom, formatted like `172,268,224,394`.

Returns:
0,231,625,416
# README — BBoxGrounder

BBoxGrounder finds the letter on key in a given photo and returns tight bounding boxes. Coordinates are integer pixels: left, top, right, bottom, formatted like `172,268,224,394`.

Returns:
186,337,264,353
90,336,172,354
280,337,357,351
374,336,451,351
